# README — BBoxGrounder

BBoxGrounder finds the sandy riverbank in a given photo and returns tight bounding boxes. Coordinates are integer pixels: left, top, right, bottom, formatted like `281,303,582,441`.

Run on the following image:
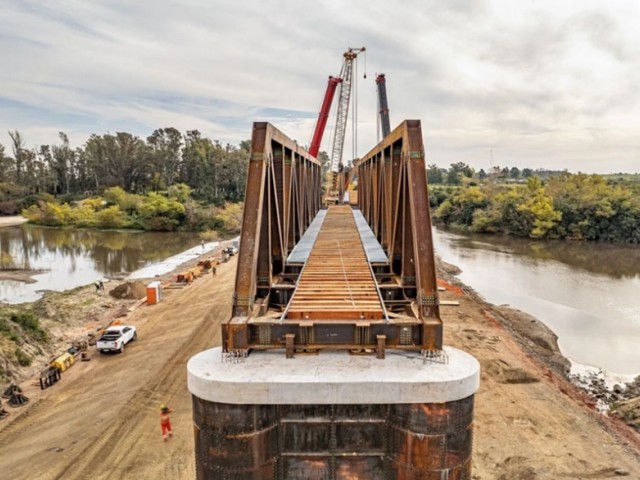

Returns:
0,216,28,227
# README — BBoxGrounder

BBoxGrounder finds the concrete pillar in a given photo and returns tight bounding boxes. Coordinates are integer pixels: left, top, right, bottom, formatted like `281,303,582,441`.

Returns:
188,347,479,479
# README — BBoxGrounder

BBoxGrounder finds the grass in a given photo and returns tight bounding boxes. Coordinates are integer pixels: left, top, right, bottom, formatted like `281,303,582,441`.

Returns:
10,311,49,342
15,348,32,367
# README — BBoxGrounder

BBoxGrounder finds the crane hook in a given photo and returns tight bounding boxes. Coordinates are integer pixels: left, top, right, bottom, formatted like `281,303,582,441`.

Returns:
363,50,367,79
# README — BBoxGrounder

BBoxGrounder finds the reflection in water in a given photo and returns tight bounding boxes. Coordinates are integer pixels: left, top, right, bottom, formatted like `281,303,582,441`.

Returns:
433,228,640,376
0,225,203,304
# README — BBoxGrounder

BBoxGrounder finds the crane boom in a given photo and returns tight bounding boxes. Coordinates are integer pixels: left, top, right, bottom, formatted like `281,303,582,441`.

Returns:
309,76,342,158
329,47,365,173
376,73,391,138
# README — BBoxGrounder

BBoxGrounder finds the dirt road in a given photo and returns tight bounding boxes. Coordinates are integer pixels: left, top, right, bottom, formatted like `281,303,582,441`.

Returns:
0,257,235,480
0,255,638,479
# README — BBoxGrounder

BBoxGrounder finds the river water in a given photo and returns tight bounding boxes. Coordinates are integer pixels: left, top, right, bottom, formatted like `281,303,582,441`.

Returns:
433,228,640,377
0,224,206,304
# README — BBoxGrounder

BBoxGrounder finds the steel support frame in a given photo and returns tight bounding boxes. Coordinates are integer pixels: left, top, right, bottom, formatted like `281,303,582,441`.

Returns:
224,123,322,352
355,120,443,350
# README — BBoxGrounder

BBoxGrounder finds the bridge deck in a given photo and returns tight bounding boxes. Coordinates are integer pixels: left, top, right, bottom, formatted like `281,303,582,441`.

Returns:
286,205,385,320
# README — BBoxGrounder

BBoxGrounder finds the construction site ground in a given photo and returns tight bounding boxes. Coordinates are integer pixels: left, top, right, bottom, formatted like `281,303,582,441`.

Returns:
0,255,638,479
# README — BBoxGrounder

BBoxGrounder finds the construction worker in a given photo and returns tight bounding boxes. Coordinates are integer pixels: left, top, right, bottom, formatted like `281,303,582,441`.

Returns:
160,405,174,441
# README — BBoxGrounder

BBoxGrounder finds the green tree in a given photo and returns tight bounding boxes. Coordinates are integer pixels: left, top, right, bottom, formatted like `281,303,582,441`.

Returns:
427,163,444,184
147,127,183,191
0,143,13,183
167,183,192,203
51,132,74,195
446,169,462,186
517,191,561,238
8,130,26,184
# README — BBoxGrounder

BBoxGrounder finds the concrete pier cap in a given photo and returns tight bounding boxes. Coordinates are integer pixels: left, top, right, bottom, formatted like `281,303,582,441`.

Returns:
188,346,479,405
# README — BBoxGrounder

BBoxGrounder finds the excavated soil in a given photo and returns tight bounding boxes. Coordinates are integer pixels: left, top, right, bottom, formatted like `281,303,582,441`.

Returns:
108,281,147,300
0,255,638,479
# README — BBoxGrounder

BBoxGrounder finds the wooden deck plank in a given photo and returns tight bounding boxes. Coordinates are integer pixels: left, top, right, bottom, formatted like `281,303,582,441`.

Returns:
286,205,384,320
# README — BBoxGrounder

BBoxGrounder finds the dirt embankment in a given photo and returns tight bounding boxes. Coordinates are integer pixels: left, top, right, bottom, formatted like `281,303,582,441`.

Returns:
436,257,639,478
0,252,637,479
0,246,235,480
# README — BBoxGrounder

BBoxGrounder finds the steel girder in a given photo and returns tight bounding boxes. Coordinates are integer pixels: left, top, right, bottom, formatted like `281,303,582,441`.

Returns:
225,123,322,350
354,120,443,350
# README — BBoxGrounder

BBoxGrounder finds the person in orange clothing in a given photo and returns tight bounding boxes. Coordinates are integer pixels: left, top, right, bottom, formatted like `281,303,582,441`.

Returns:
160,405,174,441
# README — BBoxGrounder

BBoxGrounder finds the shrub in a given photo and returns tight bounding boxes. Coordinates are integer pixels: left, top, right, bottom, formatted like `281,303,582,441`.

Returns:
95,205,128,229
0,200,18,215
0,318,20,342
15,348,32,367
10,311,48,342
142,216,179,231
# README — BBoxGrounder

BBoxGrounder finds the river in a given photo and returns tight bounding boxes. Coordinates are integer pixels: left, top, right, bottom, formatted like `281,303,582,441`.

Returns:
0,224,208,304
433,228,640,377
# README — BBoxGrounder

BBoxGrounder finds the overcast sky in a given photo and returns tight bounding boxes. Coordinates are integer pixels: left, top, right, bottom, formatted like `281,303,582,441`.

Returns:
1,0,639,173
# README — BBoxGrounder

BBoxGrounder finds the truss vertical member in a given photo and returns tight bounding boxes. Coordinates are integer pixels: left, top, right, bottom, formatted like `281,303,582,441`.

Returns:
354,120,443,351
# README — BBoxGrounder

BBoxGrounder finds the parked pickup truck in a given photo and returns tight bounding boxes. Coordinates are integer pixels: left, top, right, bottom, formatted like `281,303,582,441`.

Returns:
96,325,137,353
223,241,238,256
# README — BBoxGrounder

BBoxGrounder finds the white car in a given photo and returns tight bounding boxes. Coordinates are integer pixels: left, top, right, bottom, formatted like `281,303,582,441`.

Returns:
96,325,137,353
223,244,238,256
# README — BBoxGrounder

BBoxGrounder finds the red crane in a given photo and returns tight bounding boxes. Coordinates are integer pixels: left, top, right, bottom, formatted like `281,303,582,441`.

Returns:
308,47,366,203
309,76,341,158
309,47,366,170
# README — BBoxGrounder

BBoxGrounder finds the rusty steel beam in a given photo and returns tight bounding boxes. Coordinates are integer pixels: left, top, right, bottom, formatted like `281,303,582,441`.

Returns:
225,120,443,356
225,123,322,353
354,120,443,350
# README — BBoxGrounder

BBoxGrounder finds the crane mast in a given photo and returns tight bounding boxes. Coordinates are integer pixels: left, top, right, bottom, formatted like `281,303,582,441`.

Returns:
376,73,391,138
308,47,365,204
329,47,365,174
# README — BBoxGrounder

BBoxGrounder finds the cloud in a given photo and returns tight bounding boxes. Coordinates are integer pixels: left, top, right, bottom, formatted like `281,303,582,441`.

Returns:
0,0,639,173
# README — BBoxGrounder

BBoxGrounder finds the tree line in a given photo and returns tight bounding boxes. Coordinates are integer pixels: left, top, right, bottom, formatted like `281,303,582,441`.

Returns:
0,128,250,216
430,173,640,243
426,161,569,186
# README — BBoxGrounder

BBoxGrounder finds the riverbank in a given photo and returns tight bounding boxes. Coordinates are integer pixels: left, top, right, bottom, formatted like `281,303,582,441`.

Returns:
435,257,640,476
0,268,46,283
0,250,638,478
0,216,28,228
436,250,640,433
0,240,232,387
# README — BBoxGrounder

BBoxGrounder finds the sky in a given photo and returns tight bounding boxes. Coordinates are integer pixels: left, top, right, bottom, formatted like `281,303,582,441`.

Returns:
1,0,639,174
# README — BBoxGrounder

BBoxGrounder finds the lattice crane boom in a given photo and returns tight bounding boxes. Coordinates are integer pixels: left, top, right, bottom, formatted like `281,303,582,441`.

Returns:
330,47,365,173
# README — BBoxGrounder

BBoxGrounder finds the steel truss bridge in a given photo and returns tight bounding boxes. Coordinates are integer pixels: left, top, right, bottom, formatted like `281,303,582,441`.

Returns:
223,120,442,358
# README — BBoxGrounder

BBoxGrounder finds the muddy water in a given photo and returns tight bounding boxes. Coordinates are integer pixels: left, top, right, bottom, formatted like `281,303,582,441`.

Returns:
0,225,203,304
433,228,640,376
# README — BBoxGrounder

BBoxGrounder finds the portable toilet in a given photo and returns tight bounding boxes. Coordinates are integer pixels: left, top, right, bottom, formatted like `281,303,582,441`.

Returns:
146,281,162,305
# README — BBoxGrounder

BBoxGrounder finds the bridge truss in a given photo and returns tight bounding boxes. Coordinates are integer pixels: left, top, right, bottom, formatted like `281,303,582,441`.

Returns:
223,120,442,358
